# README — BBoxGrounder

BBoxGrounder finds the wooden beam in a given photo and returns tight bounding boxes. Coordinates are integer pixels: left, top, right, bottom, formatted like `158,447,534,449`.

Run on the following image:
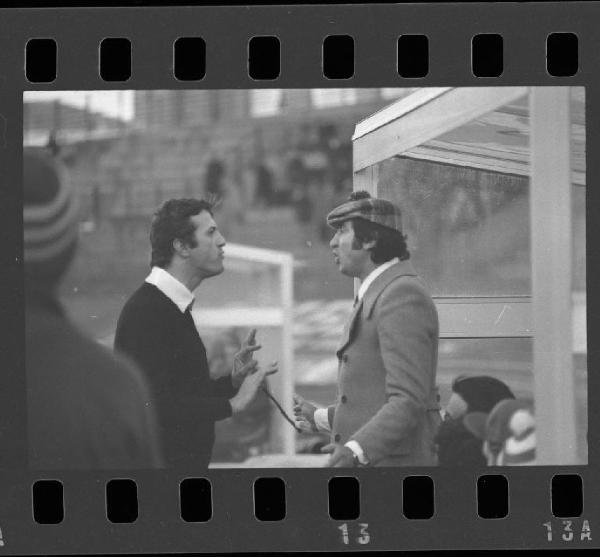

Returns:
353,88,450,140
403,143,585,186
530,87,578,464
353,87,528,172
279,254,296,455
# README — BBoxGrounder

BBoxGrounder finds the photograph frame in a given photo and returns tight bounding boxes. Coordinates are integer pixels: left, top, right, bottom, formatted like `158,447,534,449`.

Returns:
0,2,598,553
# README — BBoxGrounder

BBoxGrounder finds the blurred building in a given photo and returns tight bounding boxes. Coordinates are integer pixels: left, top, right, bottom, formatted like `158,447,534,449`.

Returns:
134,90,250,128
133,89,414,130
23,99,125,146
25,88,414,224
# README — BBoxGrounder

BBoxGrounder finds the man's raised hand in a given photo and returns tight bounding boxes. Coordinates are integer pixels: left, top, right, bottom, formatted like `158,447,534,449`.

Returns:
230,361,278,415
233,359,258,387
232,328,262,388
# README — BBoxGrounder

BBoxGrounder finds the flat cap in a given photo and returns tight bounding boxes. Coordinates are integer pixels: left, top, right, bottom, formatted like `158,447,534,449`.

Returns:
326,191,403,233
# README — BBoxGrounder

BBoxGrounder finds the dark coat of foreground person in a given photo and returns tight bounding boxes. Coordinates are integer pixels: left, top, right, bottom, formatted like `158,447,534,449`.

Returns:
24,148,163,470
27,293,163,469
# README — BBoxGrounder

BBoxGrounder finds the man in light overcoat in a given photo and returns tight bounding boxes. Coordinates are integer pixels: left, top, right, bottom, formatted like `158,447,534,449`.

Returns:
295,191,441,466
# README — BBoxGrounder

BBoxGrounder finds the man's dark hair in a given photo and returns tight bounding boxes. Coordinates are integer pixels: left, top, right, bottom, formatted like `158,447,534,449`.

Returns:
347,191,410,263
150,198,214,268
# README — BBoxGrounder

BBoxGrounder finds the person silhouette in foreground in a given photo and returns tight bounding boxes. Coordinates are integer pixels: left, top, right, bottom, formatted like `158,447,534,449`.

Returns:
24,148,163,470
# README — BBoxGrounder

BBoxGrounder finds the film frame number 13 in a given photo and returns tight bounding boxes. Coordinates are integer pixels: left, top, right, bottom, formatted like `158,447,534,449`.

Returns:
338,523,371,545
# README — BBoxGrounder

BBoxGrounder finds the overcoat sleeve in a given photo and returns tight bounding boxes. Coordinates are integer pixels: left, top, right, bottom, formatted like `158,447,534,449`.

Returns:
350,281,437,463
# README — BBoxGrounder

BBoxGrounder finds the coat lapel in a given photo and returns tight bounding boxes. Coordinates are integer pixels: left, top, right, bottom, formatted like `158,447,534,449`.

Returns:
336,260,419,357
336,298,364,358
362,260,418,318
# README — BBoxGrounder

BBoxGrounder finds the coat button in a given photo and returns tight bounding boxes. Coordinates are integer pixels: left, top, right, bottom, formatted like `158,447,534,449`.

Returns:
341,395,347,403
342,354,349,363
334,434,341,442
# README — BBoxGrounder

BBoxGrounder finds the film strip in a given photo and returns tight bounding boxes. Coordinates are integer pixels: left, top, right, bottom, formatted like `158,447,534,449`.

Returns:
0,2,598,553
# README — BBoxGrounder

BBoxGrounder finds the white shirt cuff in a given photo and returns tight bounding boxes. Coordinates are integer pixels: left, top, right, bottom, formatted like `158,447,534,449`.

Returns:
313,408,331,432
345,440,369,464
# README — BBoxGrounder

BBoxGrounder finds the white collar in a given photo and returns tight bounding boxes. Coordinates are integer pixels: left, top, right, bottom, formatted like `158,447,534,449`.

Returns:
357,258,400,301
145,266,195,313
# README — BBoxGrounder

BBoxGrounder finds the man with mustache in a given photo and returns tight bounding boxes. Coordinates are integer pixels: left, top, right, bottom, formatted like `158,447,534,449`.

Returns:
295,191,440,467
115,198,277,469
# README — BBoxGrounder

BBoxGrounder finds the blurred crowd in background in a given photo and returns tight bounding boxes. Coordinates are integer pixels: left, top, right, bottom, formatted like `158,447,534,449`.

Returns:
23,89,398,245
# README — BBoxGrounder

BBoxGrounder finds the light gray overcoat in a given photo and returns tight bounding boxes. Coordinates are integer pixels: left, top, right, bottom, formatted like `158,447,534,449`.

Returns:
327,260,441,466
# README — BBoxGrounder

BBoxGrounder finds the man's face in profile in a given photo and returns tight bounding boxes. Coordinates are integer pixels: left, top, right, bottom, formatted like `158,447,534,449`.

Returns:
329,220,370,278
186,210,226,279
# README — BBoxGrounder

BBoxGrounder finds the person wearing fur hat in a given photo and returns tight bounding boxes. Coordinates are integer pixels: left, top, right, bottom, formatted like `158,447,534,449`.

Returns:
294,191,441,466
24,148,164,469
435,375,515,467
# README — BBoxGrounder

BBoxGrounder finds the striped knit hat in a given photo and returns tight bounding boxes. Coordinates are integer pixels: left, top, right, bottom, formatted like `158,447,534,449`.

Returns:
502,408,536,465
464,398,536,465
24,148,80,284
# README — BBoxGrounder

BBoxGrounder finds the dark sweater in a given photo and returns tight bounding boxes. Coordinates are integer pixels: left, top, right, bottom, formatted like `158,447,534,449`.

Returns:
26,294,163,470
114,282,236,469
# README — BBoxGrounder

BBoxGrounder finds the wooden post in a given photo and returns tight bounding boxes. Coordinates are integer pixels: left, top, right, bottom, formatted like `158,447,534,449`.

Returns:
280,255,295,455
530,87,577,464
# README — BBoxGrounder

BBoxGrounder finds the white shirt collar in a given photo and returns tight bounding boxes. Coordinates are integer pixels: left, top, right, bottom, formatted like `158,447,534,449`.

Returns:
145,266,195,313
357,258,400,301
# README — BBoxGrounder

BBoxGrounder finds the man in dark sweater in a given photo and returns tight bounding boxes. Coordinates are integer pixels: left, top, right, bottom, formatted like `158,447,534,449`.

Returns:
114,198,276,469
